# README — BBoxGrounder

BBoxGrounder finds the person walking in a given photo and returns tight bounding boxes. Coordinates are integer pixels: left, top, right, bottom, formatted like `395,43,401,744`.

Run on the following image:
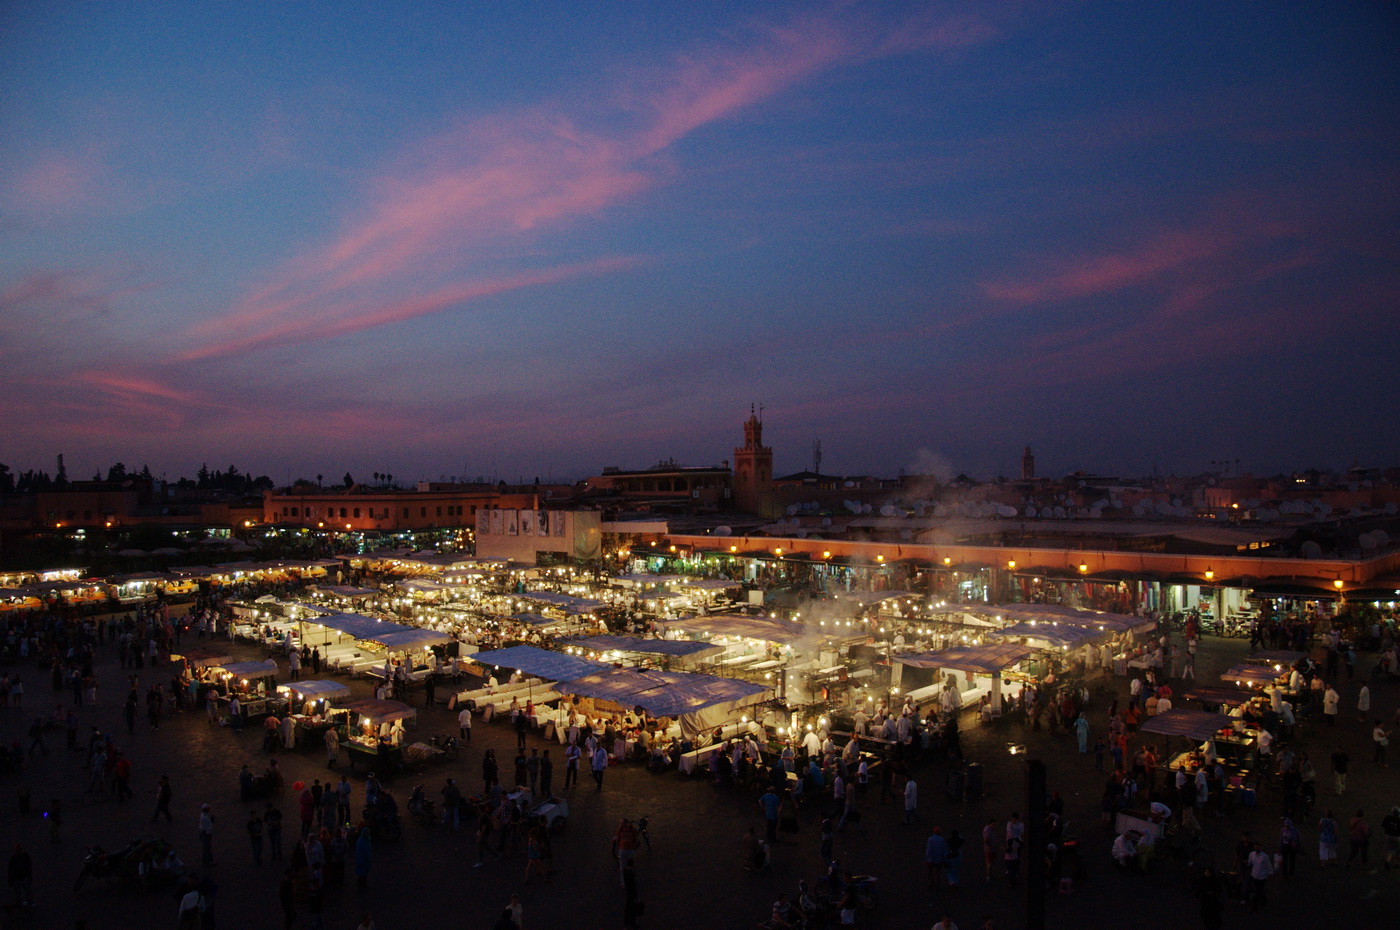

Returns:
325,726,339,769
7,843,33,910
27,717,46,756
904,776,919,824
564,742,580,789
982,818,999,882
248,810,265,865
458,704,473,744
107,749,132,801
925,826,948,888
153,774,174,823
1347,809,1371,868
539,749,553,797
759,787,782,844
1278,818,1301,880
198,803,216,866
615,818,640,886
1075,713,1090,754
591,743,608,790
1371,720,1390,766
1331,747,1350,795
441,778,462,830
1318,809,1339,868
265,804,284,860
279,868,297,930
1246,841,1273,910
354,828,373,888
526,749,540,795
482,749,499,795
1381,806,1400,871
622,859,640,929
336,776,352,827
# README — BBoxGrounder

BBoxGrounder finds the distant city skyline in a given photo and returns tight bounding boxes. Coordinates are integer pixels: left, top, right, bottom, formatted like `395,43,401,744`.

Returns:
3,3,1398,482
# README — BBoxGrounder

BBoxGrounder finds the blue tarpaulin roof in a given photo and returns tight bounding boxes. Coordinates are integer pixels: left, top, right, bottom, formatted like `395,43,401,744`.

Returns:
664,614,806,644
559,667,769,718
511,612,567,626
369,628,450,649
521,591,604,614
278,679,351,700
990,604,1155,634
309,612,415,640
896,643,1033,673
560,635,723,659
990,620,1110,648
470,645,609,682
219,659,279,677
1140,708,1228,741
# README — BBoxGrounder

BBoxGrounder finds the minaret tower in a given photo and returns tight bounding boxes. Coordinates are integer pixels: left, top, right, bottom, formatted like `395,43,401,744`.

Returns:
733,405,774,516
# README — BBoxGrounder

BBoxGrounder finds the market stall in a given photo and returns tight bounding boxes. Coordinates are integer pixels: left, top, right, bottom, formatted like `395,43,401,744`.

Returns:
213,659,282,721
559,634,724,668
895,643,1034,716
276,679,352,748
558,665,771,739
338,699,416,773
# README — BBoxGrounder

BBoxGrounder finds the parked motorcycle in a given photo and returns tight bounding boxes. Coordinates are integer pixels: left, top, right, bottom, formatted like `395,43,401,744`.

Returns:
74,838,171,892
428,734,459,761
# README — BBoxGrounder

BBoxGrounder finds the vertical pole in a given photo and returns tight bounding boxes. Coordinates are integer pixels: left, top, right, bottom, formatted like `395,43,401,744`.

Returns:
1026,759,1047,930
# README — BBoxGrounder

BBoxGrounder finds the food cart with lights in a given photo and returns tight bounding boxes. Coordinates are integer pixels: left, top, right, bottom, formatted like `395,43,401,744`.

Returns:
211,659,283,721
339,698,416,774
895,643,1036,719
277,679,353,747
175,647,235,703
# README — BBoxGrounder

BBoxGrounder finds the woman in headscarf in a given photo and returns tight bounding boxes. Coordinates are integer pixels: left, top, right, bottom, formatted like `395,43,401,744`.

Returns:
1075,713,1090,754
354,827,373,889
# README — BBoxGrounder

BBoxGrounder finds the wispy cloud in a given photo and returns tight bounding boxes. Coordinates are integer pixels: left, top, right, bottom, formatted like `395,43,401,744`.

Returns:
5,151,110,214
177,6,997,362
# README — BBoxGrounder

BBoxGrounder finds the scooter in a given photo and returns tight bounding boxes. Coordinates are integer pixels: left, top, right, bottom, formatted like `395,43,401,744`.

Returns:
428,734,459,761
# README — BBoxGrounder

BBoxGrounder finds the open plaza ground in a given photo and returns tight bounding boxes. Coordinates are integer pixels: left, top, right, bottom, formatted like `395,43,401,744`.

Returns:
2,604,1397,930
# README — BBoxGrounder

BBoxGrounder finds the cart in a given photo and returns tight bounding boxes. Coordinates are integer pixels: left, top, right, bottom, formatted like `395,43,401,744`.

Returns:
530,796,570,832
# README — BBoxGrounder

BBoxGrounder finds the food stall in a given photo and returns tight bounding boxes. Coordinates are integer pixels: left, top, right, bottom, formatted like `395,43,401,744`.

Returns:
894,643,1034,717
214,659,282,721
1182,686,1256,714
558,634,725,669
1141,708,1231,771
339,699,417,774
277,679,353,747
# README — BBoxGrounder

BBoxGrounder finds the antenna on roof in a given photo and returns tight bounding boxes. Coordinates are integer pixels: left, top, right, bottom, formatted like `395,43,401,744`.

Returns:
813,439,822,475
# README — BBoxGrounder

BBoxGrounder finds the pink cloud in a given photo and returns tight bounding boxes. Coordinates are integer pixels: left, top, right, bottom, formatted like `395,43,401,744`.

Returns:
7,151,108,214
980,230,1231,305
184,255,640,361
177,6,997,363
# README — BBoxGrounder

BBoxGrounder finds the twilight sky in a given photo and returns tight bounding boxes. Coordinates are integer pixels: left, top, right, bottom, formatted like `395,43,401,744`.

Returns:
3,1,1398,485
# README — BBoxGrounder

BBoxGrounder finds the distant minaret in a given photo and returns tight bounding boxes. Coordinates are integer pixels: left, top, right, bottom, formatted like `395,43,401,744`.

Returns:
733,405,774,516
1021,445,1035,480
812,439,822,475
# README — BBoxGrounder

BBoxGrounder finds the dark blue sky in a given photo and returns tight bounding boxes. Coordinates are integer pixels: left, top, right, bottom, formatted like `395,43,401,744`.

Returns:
2,1,1397,483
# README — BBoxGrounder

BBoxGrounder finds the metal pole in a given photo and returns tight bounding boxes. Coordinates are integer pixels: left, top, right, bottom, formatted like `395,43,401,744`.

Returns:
1026,758,1047,930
